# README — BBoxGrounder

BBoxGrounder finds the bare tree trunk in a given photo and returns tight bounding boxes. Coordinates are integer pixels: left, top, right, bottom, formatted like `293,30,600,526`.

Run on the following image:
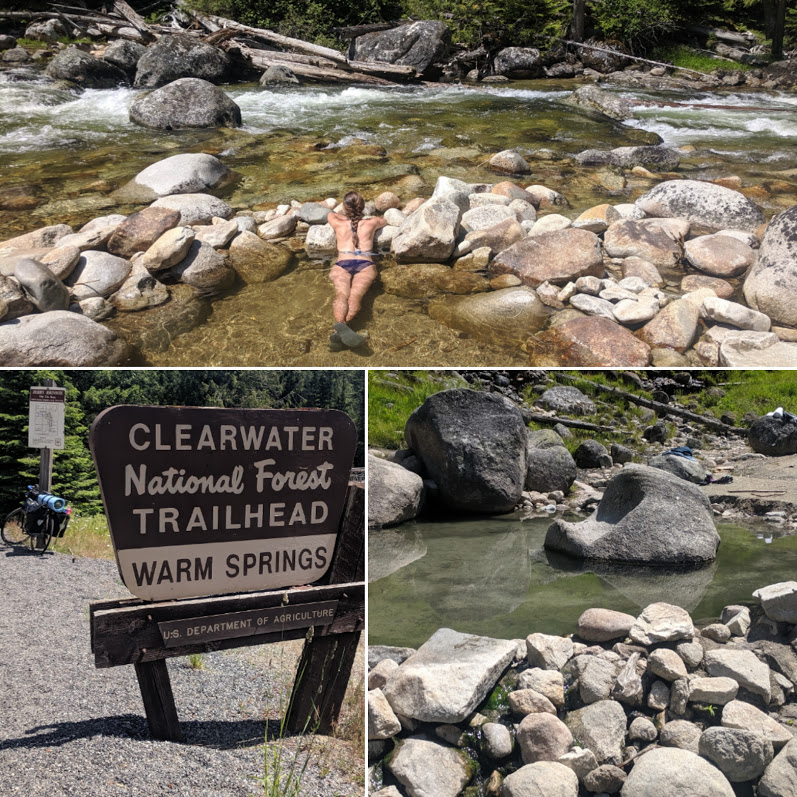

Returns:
571,0,585,43
772,0,787,60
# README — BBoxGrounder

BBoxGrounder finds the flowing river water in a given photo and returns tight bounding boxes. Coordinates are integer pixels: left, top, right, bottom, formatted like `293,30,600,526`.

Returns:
368,515,797,648
2,72,797,365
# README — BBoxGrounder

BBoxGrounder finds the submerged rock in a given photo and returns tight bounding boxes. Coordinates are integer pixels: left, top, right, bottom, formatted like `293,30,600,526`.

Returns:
0,310,128,365
118,153,233,202
566,85,632,120
545,464,719,564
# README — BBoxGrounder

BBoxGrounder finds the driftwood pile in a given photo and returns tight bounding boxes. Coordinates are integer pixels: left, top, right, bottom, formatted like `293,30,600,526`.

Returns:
0,1,418,85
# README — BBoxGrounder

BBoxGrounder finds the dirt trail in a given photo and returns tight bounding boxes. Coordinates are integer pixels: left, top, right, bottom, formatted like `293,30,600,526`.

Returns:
704,453,797,514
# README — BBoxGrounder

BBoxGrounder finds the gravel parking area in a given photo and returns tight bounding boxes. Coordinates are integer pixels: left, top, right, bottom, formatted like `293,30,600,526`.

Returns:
0,547,363,797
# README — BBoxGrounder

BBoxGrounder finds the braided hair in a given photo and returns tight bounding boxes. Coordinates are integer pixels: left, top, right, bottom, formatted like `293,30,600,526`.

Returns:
343,191,365,250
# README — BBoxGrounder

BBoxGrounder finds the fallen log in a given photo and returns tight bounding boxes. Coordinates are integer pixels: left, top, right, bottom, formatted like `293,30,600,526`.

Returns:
550,37,713,78
229,43,396,85
520,410,615,433
334,22,401,40
553,373,748,435
684,23,757,48
112,0,156,41
190,11,350,64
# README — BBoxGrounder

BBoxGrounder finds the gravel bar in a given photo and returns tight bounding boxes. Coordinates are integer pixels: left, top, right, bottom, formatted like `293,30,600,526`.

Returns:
0,547,362,796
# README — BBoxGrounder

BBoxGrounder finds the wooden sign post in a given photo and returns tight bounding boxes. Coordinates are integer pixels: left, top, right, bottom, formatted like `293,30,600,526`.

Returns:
88,405,363,742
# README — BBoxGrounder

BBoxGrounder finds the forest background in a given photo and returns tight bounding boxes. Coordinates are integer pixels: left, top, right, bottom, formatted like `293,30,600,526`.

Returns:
0,370,365,517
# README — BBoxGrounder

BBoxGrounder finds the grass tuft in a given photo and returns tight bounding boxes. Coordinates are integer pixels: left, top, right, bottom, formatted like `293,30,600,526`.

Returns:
650,44,754,73
50,513,113,560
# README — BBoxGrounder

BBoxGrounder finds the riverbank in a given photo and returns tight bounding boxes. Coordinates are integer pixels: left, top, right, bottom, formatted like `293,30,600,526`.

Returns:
368,584,797,797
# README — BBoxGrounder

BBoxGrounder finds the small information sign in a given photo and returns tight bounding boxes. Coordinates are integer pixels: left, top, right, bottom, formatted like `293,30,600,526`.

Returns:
89,405,357,601
157,599,340,647
28,386,66,450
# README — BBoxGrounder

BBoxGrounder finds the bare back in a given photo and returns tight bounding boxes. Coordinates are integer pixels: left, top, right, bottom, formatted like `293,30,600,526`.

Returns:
329,212,386,259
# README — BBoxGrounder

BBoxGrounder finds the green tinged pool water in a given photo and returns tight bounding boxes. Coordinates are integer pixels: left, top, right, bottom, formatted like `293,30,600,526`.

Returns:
368,515,797,648
2,76,797,364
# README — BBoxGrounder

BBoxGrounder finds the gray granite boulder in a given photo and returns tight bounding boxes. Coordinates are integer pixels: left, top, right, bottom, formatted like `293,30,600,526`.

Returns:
387,736,473,797
65,251,131,301
130,78,242,130
351,21,451,77
102,39,147,77
749,415,797,456
0,310,127,365
753,581,797,623
525,429,577,493
121,153,232,201
744,205,797,327
621,747,735,796
545,464,719,564
534,386,595,415
647,453,709,484
492,47,542,78
404,389,528,513
45,47,128,88
629,602,695,645
699,727,773,782
368,453,424,528
134,33,231,88
635,180,764,234
758,737,797,797
392,197,462,262
517,714,574,764
382,628,516,723
502,762,579,797
14,258,69,312
565,700,626,765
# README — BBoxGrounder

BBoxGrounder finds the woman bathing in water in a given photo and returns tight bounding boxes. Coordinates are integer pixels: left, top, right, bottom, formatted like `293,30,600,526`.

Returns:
327,191,386,350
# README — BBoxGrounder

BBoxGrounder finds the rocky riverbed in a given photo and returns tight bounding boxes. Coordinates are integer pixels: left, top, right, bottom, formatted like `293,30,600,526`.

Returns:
2,147,797,365
367,584,797,797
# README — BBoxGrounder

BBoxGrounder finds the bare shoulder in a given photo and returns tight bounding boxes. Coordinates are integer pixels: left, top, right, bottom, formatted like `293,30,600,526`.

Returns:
364,215,388,229
328,212,346,226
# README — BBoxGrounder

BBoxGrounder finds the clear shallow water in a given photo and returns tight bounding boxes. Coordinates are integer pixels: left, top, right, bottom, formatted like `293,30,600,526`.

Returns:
368,515,797,648
2,71,797,365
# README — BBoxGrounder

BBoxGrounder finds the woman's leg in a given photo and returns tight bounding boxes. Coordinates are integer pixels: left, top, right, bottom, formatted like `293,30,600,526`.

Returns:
345,265,377,322
328,265,353,323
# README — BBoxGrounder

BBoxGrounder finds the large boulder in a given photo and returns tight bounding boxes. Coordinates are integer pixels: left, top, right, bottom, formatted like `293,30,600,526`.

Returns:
492,47,542,78
525,429,577,493
749,415,797,456
621,747,735,797
134,34,231,87
383,627,516,723
489,228,603,288
744,205,797,327
14,258,69,312
129,78,242,130
108,207,182,258
404,389,527,513
118,153,233,202
545,464,719,564
150,193,232,226
45,47,128,88
392,197,462,262
635,180,764,234
753,581,797,624
351,21,451,77
368,454,424,528
0,310,127,365
102,39,147,77
565,700,627,765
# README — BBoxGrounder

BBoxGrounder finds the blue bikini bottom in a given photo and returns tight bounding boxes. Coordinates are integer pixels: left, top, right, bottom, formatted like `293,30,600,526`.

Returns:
335,259,375,275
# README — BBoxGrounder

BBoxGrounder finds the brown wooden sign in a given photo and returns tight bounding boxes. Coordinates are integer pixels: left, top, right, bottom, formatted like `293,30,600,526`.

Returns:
89,405,357,601
157,600,339,647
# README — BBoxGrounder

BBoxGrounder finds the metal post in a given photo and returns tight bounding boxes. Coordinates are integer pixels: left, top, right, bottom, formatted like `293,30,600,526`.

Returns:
38,378,55,492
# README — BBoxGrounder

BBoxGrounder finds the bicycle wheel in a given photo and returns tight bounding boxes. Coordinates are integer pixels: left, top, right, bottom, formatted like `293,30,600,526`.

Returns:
1,508,27,547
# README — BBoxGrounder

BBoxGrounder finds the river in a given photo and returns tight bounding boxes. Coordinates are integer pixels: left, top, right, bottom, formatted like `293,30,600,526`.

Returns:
2,72,797,365
368,515,797,648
